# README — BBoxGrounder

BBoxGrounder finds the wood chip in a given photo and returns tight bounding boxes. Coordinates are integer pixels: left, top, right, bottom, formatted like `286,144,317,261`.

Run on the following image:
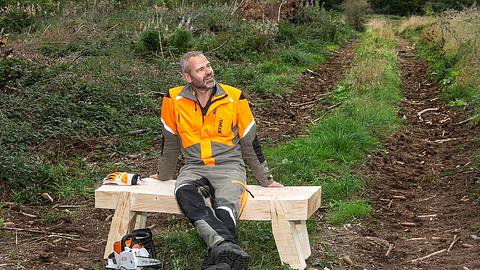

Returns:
75,246,90,253
41,193,54,203
4,221,15,227
387,199,393,209
105,214,113,222
462,243,474,248
340,255,353,265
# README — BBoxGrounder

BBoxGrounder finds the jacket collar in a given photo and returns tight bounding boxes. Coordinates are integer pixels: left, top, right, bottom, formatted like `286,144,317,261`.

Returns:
179,83,226,101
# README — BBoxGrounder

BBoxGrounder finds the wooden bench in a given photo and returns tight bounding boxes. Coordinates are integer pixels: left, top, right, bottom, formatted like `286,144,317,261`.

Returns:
95,178,321,270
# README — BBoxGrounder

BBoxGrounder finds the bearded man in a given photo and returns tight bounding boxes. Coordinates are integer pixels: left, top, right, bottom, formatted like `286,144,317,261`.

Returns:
152,51,283,270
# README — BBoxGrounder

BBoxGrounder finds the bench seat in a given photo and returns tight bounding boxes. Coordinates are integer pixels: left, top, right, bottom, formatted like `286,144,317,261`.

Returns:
95,178,321,269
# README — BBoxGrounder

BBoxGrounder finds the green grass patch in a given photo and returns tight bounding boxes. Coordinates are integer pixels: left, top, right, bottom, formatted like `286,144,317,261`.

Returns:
327,200,371,225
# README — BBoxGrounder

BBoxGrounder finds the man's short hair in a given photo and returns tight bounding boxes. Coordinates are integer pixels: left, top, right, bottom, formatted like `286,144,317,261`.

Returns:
180,51,204,74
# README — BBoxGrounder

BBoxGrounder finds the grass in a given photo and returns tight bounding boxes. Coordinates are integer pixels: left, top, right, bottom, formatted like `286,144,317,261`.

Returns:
327,200,371,225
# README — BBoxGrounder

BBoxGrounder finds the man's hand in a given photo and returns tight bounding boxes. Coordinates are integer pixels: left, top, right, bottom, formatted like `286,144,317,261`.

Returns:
263,180,284,188
149,174,158,179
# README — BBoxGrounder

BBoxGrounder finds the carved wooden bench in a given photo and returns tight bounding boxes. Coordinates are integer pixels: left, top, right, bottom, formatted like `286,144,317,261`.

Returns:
95,178,321,269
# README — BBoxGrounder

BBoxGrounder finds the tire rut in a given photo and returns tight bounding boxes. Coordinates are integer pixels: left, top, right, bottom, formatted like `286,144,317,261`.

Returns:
356,40,480,269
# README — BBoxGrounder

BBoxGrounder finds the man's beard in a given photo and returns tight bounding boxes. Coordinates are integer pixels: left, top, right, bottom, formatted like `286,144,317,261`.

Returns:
192,77,215,92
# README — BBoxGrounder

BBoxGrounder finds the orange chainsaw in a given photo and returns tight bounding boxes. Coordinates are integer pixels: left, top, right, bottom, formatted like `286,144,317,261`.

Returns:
106,228,161,269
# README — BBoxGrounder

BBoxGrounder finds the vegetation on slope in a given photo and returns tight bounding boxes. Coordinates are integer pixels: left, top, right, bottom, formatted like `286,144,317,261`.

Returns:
0,0,353,203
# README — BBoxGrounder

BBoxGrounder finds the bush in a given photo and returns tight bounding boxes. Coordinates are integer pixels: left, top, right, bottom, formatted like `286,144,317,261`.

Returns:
168,27,193,54
137,29,162,53
342,0,371,31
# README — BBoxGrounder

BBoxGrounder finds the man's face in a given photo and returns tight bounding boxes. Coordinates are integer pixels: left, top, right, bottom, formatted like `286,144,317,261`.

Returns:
183,55,215,92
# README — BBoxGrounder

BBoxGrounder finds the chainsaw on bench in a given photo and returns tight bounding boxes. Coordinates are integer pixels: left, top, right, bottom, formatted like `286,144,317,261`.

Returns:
106,228,161,269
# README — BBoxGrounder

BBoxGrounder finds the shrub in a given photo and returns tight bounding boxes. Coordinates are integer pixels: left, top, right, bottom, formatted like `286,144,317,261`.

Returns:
134,29,165,54
168,27,193,54
342,0,371,31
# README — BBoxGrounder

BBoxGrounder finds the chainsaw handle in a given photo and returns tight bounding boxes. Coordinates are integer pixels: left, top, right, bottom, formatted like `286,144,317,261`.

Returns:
120,228,155,254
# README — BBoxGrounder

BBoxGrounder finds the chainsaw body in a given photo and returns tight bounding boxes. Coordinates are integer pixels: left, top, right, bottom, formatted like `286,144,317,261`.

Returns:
106,228,161,270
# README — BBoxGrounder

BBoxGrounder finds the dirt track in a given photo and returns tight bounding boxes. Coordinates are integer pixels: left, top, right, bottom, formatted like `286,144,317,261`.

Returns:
312,40,480,269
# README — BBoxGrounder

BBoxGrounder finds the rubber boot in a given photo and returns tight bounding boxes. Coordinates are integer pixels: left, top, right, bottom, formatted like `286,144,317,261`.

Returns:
210,241,250,269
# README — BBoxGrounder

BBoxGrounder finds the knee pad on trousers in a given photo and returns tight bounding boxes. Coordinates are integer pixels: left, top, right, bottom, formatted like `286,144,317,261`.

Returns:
175,184,212,222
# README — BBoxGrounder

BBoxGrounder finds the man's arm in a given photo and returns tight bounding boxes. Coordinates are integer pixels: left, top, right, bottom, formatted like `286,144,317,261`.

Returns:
237,94,283,187
156,92,181,180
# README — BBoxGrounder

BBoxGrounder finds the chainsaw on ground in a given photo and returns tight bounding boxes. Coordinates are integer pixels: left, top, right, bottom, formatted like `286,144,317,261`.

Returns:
106,228,161,269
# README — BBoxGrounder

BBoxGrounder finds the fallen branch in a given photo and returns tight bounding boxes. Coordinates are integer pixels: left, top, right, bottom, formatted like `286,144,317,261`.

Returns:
327,102,342,110
290,100,318,108
2,227,79,239
447,235,459,252
53,204,88,209
456,114,480,125
20,211,37,218
205,40,229,55
400,222,418,227
417,107,439,121
418,214,437,218
418,194,437,202
411,249,446,263
407,237,427,241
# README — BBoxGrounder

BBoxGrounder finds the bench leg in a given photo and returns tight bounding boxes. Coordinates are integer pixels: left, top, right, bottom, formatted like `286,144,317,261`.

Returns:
134,211,148,229
270,200,308,270
103,192,137,259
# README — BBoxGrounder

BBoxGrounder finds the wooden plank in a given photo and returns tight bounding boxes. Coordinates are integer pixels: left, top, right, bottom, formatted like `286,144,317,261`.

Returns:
270,199,307,270
95,178,321,221
103,192,136,259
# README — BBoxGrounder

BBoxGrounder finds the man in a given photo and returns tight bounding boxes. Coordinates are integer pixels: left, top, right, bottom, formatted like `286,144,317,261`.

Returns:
152,51,283,270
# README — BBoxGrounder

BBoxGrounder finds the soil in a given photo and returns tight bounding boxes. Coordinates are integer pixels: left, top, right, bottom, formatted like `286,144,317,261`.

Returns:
1,37,480,270
308,41,480,269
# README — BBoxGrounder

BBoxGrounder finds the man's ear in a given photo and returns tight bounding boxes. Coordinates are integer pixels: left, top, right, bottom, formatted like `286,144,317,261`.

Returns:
183,72,192,83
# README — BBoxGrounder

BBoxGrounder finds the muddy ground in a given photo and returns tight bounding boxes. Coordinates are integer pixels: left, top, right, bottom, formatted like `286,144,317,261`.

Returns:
1,36,479,269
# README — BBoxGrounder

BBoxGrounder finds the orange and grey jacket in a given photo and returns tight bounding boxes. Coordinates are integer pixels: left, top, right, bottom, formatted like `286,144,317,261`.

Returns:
157,83,272,186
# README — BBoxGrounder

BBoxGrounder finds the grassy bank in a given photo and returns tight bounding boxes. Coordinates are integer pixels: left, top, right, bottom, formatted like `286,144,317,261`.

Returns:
399,9,480,115
0,0,353,203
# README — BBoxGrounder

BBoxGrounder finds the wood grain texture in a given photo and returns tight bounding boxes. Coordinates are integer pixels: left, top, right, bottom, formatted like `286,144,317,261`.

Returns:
95,178,321,221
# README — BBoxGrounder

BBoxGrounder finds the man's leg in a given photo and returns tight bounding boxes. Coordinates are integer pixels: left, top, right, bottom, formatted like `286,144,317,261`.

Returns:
175,171,236,248
206,165,250,269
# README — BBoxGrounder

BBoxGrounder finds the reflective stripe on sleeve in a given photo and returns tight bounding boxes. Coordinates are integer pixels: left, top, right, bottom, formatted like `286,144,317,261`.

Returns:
161,118,176,135
241,119,255,138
